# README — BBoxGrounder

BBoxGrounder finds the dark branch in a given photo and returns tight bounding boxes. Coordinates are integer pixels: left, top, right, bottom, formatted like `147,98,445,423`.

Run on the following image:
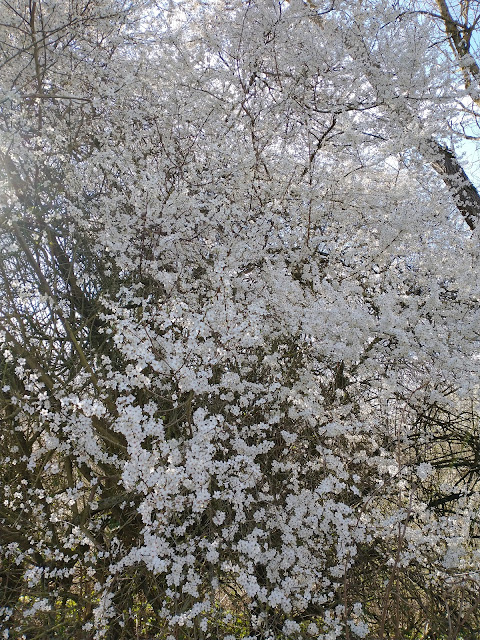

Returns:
430,140,480,230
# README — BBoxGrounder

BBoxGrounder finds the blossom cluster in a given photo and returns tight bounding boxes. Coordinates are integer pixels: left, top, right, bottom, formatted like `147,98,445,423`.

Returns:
1,0,480,638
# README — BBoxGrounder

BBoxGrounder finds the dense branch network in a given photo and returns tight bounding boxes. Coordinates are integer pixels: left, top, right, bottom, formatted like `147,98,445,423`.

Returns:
1,2,480,640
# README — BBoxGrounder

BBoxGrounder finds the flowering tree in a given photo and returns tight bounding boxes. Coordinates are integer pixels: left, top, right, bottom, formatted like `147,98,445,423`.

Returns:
1,1,480,639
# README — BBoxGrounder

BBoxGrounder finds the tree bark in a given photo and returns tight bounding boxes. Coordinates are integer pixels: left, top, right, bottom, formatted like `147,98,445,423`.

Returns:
430,140,480,230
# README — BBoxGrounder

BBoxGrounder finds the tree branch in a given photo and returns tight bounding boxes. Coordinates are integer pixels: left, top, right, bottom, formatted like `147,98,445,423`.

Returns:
430,140,480,230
